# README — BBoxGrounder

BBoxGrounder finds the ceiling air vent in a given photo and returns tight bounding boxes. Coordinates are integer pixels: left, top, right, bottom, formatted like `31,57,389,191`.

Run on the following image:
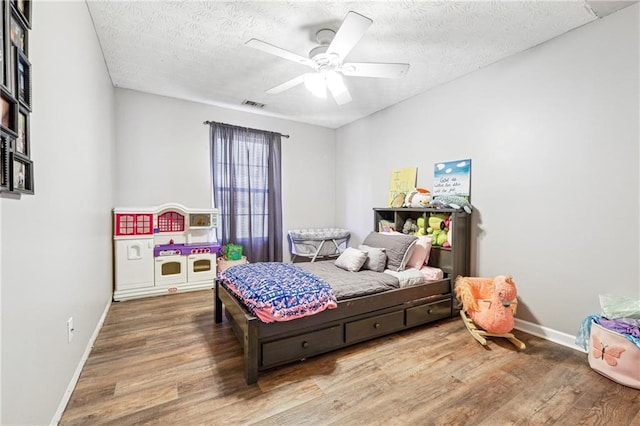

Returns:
242,99,265,109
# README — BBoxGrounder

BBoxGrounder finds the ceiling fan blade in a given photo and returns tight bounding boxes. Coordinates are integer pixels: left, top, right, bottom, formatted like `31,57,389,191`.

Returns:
265,74,306,94
326,72,352,105
341,62,410,78
326,11,372,59
246,39,315,68
331,86,352,105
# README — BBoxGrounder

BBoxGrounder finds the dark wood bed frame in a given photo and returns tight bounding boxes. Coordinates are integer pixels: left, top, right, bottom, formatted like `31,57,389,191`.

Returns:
215,276,452,384
214,207,470,385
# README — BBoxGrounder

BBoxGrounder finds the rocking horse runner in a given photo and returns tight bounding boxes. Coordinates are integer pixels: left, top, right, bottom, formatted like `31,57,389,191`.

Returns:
455,275,526,350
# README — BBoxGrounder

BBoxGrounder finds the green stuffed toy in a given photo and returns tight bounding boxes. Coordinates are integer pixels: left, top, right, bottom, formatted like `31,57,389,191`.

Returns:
427,213,450,246
414,217,428,236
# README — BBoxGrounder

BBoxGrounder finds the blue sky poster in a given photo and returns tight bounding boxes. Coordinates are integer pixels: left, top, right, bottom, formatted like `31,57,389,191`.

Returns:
433,159,471,197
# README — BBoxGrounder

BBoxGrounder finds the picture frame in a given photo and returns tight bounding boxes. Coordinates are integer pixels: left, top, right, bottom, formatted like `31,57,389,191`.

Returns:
16,106,27,155
0,87,17,136
0,133,8,191
0,0,31,197
9,11,26,55
15,47,30,109
10,151,32,193
0,1,6,89
12,0,31,29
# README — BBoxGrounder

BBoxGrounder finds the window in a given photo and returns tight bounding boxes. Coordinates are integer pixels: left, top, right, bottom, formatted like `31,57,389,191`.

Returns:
209,122,282,262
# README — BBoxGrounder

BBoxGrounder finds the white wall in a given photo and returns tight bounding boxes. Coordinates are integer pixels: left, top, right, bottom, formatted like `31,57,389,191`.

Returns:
114,89,336,261
0,2,115,424
336,5,640,337
0,3,634,424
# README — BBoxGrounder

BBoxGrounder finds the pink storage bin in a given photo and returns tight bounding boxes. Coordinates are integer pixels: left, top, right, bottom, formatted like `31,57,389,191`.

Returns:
588,321,640,389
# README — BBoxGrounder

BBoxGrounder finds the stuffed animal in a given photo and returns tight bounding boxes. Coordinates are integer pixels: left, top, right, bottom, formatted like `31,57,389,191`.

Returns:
427,213,449,246
402,218,418,234
455,275,518,334
404,188,431,208
390,192,406,208
415,217,427,236
442,217,452,248
428,195,473,214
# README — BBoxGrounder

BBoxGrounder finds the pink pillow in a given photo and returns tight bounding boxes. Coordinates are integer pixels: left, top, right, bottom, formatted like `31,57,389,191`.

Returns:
405,236,433,269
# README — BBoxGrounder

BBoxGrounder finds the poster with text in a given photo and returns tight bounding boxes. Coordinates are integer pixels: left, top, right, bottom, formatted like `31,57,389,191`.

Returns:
388,167,417,206
433,159,471,197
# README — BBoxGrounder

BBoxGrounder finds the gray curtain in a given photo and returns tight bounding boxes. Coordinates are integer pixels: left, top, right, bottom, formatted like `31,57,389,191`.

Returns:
209,122,283,262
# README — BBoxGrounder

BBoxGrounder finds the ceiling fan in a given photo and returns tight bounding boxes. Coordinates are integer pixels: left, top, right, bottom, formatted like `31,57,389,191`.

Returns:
246,11,410,105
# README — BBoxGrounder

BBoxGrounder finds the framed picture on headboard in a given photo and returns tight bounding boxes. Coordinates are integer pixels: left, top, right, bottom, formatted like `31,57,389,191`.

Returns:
433,159,471,198
387,166,417,207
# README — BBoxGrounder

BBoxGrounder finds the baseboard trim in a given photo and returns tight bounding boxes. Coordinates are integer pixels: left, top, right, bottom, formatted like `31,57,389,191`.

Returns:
515,318,587,353
50,299,112,426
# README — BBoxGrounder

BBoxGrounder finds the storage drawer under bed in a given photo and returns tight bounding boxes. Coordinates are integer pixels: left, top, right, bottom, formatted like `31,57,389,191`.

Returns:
261,324,343,368
345,310,405,344
405,298,452,327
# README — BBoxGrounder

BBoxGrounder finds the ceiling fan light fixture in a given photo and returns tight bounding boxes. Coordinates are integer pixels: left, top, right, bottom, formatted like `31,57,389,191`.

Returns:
247,11,406,105
326,71,352,105
325,70,346,93
304,73,327,98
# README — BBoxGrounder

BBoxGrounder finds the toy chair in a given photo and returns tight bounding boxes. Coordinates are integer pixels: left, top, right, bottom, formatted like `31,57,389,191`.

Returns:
455,275,526,350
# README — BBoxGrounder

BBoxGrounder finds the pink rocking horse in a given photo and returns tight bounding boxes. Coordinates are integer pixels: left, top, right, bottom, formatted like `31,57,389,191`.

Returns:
455,275,526,350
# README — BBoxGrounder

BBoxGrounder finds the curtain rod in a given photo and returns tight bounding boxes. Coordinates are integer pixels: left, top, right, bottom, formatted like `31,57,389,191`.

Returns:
203,120,290,138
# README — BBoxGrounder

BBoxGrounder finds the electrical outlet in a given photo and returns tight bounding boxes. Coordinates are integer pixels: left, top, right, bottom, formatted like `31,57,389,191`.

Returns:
67,317,74,343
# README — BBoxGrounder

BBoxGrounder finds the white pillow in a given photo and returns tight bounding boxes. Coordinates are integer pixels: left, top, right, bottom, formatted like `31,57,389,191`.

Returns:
358,245,387,273
334,247,368,272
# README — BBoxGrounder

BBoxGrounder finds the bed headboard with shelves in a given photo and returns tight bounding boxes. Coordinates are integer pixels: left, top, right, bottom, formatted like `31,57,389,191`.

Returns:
372,207,470,278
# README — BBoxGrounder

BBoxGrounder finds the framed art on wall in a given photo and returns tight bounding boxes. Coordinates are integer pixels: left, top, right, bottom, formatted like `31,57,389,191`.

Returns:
0,134,8,191
7,8,27,100
1,0,32,197
10,151,32,193
1,94,9,128
9,12,26,54
15,47,30,109
13,0,31,29
0,2,5,89
16,106,27,155
0,87,17,135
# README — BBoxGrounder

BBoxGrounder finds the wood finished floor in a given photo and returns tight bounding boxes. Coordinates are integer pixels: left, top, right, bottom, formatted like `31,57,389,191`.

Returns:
60,290,640,425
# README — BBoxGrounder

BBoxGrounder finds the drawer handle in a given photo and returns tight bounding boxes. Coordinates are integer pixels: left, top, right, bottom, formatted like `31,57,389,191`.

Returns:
374,323,381,329
301,341,309,349
427,308,433,314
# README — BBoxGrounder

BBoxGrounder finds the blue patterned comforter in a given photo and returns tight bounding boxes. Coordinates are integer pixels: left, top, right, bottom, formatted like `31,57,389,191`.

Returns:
218,262,338,323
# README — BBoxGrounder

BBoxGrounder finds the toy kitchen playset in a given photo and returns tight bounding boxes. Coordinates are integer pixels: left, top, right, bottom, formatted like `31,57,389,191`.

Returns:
113,203,220,301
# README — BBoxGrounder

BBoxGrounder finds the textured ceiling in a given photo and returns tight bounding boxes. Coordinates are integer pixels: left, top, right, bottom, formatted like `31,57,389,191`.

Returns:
86,1,634,129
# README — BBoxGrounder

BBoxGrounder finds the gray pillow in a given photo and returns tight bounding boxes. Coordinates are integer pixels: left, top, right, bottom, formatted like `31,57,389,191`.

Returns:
358,245,387,273
362,232,417,272
334,247,368,272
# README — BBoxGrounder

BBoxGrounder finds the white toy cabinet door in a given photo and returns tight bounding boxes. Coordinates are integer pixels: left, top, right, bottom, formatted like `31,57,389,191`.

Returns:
114,239,154,290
